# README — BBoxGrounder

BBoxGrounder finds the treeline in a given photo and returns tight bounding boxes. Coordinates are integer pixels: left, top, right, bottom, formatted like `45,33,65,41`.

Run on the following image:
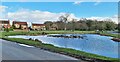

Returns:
118,23,120,32
44,14,118,31
44,19,118,31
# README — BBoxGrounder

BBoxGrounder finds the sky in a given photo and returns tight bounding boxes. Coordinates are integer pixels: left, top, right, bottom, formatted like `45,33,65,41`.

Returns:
0,2,118,26
1,0,120,2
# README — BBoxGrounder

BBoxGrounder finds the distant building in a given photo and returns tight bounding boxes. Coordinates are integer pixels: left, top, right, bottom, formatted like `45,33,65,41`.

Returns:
12,21,28,30
0,20,11,30
32,23,46,30
49,23,58,30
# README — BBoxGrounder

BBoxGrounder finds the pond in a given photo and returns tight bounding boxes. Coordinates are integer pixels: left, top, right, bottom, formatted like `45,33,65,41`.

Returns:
107,31,119,34
8,34,119,58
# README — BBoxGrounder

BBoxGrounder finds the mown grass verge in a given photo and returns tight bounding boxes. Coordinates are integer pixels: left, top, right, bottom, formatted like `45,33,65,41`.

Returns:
1,31,119,38
2,37,119,62
1,31,95,37
98,32,120,38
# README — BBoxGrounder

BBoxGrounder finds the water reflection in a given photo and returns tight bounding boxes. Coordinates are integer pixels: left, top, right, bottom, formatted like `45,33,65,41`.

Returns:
8,34,119,58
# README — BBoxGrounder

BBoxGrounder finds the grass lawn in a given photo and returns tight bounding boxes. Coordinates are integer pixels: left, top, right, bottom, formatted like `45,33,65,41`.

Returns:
99,32,120,38
1,30,119,38
0,30,95,37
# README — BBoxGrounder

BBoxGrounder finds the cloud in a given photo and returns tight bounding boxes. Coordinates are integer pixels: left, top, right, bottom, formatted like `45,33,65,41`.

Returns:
73,1,83,5
0,6,8,12
0,6,8,19
94,2,101,5
85,15,118,24
19,0,28,2
94,0,102,5
73,0,102,6
6,9,62,23
5,8,78,26
111,15,118,24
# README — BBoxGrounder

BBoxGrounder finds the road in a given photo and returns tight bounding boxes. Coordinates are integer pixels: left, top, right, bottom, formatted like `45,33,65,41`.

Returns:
0,39,79,61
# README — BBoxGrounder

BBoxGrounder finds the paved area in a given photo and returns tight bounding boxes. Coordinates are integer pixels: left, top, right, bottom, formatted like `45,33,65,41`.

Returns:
0,39,78,60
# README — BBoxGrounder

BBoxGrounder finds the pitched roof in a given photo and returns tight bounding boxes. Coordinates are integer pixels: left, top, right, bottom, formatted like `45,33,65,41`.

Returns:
13,21,27,25
32,23,45,26
0,20,9,24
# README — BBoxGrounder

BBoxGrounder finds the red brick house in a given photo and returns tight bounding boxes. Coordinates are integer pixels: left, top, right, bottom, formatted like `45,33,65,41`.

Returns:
32,23,46,30
12,21,28,30
0,20,11,30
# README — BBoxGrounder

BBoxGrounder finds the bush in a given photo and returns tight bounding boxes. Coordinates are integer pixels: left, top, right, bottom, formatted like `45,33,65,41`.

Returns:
4,27,13,31
34,39,42,43
42,32,47,35
28,38,32,40
35,39,39,41
9,27,14,31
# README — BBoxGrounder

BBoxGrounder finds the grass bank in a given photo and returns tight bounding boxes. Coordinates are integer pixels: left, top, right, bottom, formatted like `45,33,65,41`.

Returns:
1,31,119,38
0,31,95,37
2,37,119,62
98,32,119,38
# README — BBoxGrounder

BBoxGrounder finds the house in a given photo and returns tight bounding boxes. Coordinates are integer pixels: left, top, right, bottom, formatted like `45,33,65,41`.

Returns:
0,20,11,30
49,23,58,30
12,21,28,30
32,23,46,30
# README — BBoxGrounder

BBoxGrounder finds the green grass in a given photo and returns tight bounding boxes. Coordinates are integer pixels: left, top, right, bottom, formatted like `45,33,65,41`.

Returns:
1,30,119,38
0,31,95,37
2,38,119,62
99,31,120,38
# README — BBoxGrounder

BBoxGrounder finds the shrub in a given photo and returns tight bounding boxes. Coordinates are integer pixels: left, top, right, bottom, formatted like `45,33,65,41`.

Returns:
42,32,47,35
28,38,32,40
35,39,39,41
4,27,13,32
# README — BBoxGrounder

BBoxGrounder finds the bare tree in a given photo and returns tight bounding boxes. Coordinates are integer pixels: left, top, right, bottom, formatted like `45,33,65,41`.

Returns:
71,18,77,31
58,13,70,30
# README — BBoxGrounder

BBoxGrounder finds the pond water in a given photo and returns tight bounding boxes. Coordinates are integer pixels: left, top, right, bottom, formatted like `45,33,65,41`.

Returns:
8,34,119,58
107,31,119,34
